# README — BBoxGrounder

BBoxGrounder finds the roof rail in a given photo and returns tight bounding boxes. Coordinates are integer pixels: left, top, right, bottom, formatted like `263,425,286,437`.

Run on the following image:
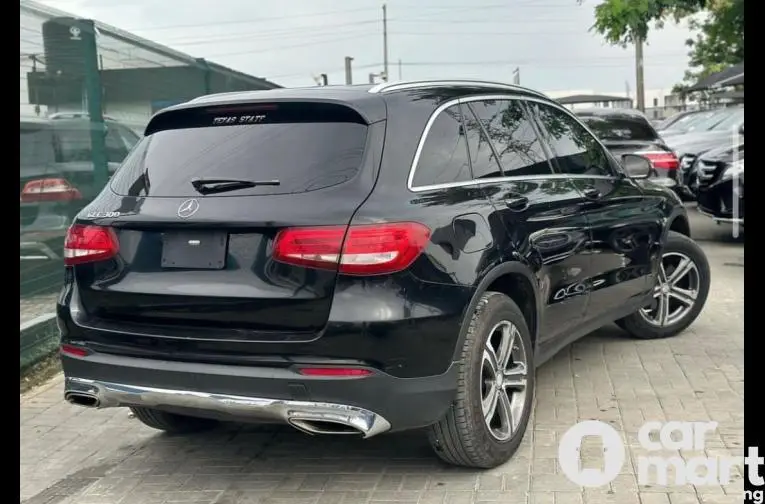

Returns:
368,79,548,99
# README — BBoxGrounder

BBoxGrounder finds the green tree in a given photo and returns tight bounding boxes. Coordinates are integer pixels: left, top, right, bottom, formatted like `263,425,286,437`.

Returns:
582,0,743,91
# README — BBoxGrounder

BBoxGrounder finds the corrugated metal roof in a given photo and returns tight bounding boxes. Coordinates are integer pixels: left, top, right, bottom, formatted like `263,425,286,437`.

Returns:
687,64,743,92
20,0,282,89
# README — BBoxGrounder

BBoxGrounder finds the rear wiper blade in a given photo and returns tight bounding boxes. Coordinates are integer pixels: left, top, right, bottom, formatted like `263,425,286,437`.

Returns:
190,177,280,195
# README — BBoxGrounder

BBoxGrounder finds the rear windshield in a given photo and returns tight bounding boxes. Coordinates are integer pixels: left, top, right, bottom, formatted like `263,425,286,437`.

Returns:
110,104,369,198
579,115,657,141
20,124,56,167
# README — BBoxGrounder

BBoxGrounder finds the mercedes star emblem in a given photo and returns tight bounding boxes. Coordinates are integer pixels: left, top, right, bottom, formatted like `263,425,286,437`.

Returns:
177,199,200,219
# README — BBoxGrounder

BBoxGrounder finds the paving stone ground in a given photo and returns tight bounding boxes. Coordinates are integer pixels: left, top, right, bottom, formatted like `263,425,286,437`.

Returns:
20,211,744,504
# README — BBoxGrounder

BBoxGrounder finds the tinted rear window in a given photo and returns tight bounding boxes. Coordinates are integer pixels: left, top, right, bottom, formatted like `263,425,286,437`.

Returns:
110,104,369,198
20,124,55,167
579,115,657,141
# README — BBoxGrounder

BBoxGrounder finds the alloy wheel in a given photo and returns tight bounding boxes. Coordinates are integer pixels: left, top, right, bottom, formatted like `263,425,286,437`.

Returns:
480,320,529,442
639,252,700,327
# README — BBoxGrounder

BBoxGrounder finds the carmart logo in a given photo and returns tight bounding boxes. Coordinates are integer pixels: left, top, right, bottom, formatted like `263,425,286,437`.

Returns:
557,420,744,488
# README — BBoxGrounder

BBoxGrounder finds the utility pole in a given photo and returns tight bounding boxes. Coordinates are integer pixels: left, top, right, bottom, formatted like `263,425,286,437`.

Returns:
382,4,389,81
635,35,645,112
398,59,402,80
344,56,353,85
512,67,520,85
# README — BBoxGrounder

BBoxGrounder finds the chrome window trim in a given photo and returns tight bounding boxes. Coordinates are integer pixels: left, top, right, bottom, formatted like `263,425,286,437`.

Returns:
368,79,547,99
407,94,620,193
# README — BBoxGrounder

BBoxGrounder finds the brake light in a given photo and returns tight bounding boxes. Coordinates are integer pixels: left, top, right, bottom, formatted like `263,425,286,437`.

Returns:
20,178,82,203
273,222,431,275
63,224,119,266
297,367,373,377
638,151,679,170
60,344,89,357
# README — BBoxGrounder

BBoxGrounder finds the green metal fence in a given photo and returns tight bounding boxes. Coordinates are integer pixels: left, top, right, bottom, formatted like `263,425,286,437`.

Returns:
20,0,281,370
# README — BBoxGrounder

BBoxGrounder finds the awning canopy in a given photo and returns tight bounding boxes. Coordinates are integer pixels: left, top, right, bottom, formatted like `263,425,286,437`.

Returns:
557,94,632,105
687,64,743,91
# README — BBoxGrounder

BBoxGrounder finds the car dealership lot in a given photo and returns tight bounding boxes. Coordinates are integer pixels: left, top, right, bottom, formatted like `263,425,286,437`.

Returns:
20,208,744,504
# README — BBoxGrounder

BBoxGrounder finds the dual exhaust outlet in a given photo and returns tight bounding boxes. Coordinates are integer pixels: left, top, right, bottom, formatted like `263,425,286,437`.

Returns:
64,378,391,438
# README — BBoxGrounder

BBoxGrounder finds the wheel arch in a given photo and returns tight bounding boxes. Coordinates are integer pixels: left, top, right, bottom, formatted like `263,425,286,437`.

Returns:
452,262,541,362
668,212,691,238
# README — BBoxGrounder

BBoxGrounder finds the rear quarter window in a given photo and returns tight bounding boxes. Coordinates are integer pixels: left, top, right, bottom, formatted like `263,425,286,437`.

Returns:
110,103,369,198
579,115,658,141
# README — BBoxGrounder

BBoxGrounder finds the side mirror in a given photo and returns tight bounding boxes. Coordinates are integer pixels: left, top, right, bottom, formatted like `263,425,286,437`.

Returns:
621,154,652,179
739,124,744,135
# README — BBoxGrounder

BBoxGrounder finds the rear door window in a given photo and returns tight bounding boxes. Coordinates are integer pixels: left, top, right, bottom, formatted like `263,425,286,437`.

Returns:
468,99,553,177
110,103,369,197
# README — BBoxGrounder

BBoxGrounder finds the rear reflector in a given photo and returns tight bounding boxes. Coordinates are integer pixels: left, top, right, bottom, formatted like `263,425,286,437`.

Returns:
297,367,373,377
273,222,431,275
20,178,82,203
637,151,679,170
64,224,119,266
60,344,89,357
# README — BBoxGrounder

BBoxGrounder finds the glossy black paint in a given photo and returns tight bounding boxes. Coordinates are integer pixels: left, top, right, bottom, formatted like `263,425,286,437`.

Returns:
59,84,689,418
694,142,744,222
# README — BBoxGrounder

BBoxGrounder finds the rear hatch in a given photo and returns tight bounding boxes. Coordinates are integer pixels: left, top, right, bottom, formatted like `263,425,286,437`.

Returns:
69,101,382,342
578,114,677,171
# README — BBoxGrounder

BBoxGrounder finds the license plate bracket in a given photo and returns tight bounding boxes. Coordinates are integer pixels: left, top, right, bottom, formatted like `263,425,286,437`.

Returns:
161,231,228,270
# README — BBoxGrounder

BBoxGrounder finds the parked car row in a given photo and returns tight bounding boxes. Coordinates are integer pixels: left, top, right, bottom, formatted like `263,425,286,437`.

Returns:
660,107,744,228
577,106,744,229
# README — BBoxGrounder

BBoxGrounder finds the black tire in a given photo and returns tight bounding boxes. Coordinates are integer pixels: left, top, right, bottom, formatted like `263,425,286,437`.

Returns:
427,291,535,469
130,407,218,434
616,231,710,339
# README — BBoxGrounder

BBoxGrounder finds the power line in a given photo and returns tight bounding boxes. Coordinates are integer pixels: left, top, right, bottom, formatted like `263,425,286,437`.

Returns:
120,7,381,32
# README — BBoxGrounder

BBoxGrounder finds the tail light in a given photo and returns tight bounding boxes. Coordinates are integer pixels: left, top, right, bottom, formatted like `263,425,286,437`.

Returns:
273,222,431,275
20,178,82,203
63,224,119,266
637,151,679,171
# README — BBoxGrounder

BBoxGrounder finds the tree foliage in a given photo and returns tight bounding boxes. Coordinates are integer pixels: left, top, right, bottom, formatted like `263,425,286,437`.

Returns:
582,0,744,90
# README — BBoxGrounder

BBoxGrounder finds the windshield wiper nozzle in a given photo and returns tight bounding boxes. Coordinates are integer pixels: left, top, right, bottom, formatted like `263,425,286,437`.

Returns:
190,177,280,195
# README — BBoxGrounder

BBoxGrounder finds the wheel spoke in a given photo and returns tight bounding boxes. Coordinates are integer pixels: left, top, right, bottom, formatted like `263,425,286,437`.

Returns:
503,363,527,389
496,389,514,436
668,258,694,286
659,262,668,283
669,286,697,307
656,294,670,326
496,324,515,371
483,347,499,375
482,384,499,422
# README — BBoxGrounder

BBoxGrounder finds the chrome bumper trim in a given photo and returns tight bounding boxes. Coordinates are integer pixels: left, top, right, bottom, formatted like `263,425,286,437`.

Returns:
696,207,744,225
64,376,392,438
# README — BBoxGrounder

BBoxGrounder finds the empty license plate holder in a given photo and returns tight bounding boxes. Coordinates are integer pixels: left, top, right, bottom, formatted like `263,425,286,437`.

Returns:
161,231,228,270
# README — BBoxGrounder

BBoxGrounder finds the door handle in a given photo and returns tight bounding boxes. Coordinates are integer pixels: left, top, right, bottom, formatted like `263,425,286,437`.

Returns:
504,194,529,210
582,186,601,200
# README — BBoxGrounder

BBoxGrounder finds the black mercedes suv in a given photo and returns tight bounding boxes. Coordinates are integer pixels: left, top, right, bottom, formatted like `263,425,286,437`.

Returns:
58,80,710,469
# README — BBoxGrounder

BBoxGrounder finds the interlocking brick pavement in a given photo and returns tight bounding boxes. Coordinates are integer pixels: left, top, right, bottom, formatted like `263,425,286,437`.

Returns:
20,236,744,504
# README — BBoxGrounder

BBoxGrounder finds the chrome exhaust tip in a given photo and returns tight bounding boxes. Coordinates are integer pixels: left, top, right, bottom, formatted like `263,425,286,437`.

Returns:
288,418,364,436
65,392,100,408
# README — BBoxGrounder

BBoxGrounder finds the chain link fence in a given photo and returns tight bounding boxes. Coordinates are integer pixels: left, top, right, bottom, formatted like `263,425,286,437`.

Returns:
20,0,281,370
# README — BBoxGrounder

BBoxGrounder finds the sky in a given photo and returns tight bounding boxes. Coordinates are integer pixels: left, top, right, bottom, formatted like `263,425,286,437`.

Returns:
34,0,701,93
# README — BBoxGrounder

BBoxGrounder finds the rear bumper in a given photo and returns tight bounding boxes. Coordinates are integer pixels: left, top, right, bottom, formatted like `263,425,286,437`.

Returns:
61,352,458,434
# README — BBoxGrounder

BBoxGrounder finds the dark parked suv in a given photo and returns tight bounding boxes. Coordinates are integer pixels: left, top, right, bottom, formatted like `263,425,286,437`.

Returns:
59,81,710,468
